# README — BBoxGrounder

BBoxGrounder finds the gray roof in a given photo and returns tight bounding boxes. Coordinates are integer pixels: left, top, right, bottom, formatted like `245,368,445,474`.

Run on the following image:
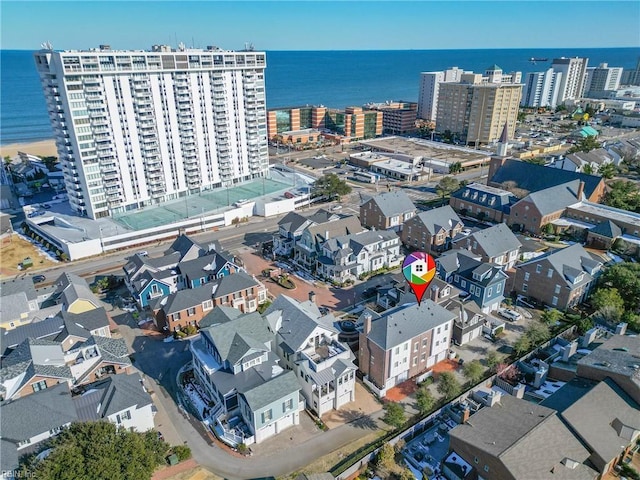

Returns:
212,271,261,299
199,306,242,329
0,277,37,302
265,295,337,352
202,312,271,366
561,378,640,469
278,212,315,236
414,205,463,235
93,336,131,365
518,244,602,289
489,158,603,198
451,182,516,211
519,180,583,216
240,370,300,412
158,284,214,315
449,395,596,480
305,216,365,245
1,307,110,355
0,382,77,442
73,372,152,420
367,300,455,350
53,272,100,309
590,220,622,239
459,223,521,259
435,249,480,278
165,234,206,261
576,335,640,403
362,190,415,217
207,351,284,397
178,252,236,282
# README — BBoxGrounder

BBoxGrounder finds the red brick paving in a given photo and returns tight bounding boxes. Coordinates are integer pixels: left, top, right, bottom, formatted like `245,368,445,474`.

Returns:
432,359,460,375
385,378,418,402
151,458,198,480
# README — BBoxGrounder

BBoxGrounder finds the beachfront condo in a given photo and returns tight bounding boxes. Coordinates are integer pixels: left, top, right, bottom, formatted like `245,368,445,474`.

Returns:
34,44,268,219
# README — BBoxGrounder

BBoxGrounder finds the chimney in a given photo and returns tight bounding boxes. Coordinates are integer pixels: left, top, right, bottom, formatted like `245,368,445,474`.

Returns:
325,230,330,240
309,291,316,304
363,312,372,334
577,181,585,200
461,406,471,424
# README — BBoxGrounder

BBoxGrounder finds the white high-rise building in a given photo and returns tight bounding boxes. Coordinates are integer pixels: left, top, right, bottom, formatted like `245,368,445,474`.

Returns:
34,44,269,219
521,68,563,108
551,57,589,102
417,67,464,121
585,63,623,95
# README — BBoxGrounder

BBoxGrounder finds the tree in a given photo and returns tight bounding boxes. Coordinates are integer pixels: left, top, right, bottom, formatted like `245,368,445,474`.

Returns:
600,263,640,312
581,164,594,175
449,162,462,175
485,351,501,372
603,180,640,213
598,162,616,179
567,135,601,154
462,360,484,384
312,173,352,201
22,421,168,480
524,157,546,166
517,111,527,122
555,104,568,113
172,445,191,461
415,386,435,415
436,176,460,199
526,322,551,344
437,371,461,400
375,442,396,473
382,401,405,428
513,335,532,356
540,308,563,325
590,288,625,315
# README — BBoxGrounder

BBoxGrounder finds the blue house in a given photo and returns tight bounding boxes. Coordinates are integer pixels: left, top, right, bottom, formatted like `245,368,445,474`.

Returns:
133,271,174,308
178,252,240,289
436,250,507,314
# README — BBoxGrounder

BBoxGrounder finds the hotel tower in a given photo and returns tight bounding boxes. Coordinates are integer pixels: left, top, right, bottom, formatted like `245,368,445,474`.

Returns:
34,44,268,219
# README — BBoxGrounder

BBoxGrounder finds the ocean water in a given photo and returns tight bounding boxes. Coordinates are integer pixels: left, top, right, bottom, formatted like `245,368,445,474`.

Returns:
1,47,638,145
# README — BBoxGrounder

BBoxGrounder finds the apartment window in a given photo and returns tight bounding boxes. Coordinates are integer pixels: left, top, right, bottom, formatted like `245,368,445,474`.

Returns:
173,312,181,321
536,264,542,273
474,457,479,464
552,296,559,306
32,380,47,392
283,398,293,412
202,300,213,310
187,307,196,316
404,344,408,351
395,347,399,354
413,357,418,366
554,284,561,294
421,354,426,362
414,343,419,352
261,409,273,423
394,361,399,368
524,272,530,281
437,327,441,334
444,324,448,331
122,410,131,420
547,269,553,278
422,339,427,348
484,465,490,473
487,287,493,296
522,284,528,292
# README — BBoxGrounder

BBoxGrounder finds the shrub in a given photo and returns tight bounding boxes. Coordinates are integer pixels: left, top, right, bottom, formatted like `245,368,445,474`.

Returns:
237,443,249,455
172,444,192,461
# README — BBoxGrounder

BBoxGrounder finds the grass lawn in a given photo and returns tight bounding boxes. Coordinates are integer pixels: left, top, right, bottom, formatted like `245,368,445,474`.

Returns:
0,234,58,278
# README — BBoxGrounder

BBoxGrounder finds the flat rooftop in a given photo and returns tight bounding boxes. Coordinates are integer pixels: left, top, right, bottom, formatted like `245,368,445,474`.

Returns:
359,136,490,166
569,201,640,228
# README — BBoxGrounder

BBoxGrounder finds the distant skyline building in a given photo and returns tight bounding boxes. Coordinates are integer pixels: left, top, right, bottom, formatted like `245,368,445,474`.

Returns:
621,58,640,86
584,62,623,96
34,44,269,220
417,67,465,121
521,68,563,108
436,65,523,145
551,57,589,102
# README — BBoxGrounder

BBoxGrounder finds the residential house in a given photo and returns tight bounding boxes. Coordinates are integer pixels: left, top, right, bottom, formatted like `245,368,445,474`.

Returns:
51,273,101,313
575,335,640,404
454,223,521,269
447,394,598,480
190,312,302,445
555,378,640,477
511,244,602,309
0,310,130,401
264,295,357,416
446,300,486,346
178,251,240,289
358,300,456,397
0,278,40,330
436,250,508,313
165,233,210,262
154,272,268,332
294,215,364,273
487,157,606,203
273,210,339,257
317,230,401,283
360,190,416,232
450,183,516,223
124,252,182,307
553,148,616,174
401,205,464,254
376,275,458,311
1,373,154,475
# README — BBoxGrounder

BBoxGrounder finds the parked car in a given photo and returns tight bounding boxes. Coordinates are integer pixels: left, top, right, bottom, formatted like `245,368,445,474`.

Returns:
42,204,51,209
32,275,46,283
138,251,148,257
331,205,342,211
498,308,522,322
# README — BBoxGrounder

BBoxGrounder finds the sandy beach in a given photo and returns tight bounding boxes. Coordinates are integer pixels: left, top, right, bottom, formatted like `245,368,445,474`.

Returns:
0,139,57,159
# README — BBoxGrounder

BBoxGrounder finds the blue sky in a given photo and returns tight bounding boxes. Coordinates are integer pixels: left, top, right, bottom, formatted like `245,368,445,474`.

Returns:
2,1,639,50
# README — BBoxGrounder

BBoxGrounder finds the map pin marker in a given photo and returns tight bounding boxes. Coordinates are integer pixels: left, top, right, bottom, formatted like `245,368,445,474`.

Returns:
402,252,436,305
